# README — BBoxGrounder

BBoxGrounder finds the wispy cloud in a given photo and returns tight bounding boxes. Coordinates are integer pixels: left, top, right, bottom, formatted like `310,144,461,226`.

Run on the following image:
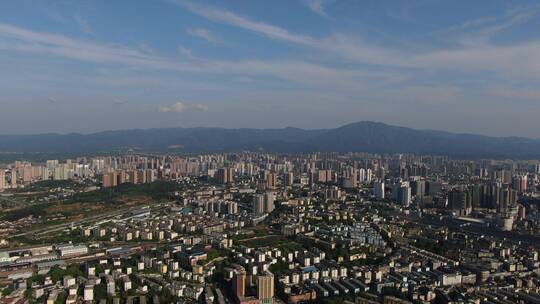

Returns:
0,23,401,88
177,45,195,58
191,103,209,111
186,27,220,44
158,101,208,113
175,0,316,45
0,23,164,67
492,88,540,100
173,1,540,80
74,15,93,35
437,5,540,45
112,98,127,105
173,1,410,67
2,1,540,99
304,0,326,16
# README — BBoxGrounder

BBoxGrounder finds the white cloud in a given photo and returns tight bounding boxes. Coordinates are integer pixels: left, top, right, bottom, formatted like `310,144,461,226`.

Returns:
177,45,194,58
2,2,540,99
304,0,326,16
159,102,185,113
433,5,540,47
173,1,411,67
0,23,402,88
176,0,316,45
174,1,540,81
186,27,220,44
112,98,127,105
158,101,208,113
191,103,209,111
74,15,92,35
492,88,540,100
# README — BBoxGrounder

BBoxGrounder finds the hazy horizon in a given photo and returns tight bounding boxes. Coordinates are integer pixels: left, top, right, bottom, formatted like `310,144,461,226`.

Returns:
1,1,540,137
1,120,540,141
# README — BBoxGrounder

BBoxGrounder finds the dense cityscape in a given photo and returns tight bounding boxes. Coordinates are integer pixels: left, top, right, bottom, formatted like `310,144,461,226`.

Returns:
1,153,539,303
2,0,540,303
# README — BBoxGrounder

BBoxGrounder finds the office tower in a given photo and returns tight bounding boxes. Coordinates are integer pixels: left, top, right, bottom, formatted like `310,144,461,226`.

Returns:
257,271,275,304
373,181,385,199
266,172,277,189
264,192,275,213
217,168,234,184
253,194,265,215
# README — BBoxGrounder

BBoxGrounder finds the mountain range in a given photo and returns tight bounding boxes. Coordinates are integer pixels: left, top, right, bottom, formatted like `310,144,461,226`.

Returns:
1,121,539,159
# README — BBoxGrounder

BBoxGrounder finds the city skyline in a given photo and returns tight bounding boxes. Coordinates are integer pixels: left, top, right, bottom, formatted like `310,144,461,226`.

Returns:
1,1,540,136
3,2,540,303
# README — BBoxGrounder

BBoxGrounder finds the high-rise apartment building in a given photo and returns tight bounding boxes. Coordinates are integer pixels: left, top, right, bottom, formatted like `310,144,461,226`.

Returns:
266,172,277,189
257,271,274,304
374,181,385,199
411,180,426,199
10,170,17,188
448,188,472,216
512,175,527,192
398,185,411,207
285,172,294,186
264,192,275,213
217,168,234,184
232,268,246,300
317,169,332,183
0,170,5,191
253,194,265,215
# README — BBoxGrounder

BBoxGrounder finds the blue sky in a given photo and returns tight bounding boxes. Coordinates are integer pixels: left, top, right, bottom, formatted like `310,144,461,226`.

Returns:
1,0,540,137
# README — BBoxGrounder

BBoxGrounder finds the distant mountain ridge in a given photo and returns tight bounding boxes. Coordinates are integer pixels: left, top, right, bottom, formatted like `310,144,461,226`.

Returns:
1,121,539,159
